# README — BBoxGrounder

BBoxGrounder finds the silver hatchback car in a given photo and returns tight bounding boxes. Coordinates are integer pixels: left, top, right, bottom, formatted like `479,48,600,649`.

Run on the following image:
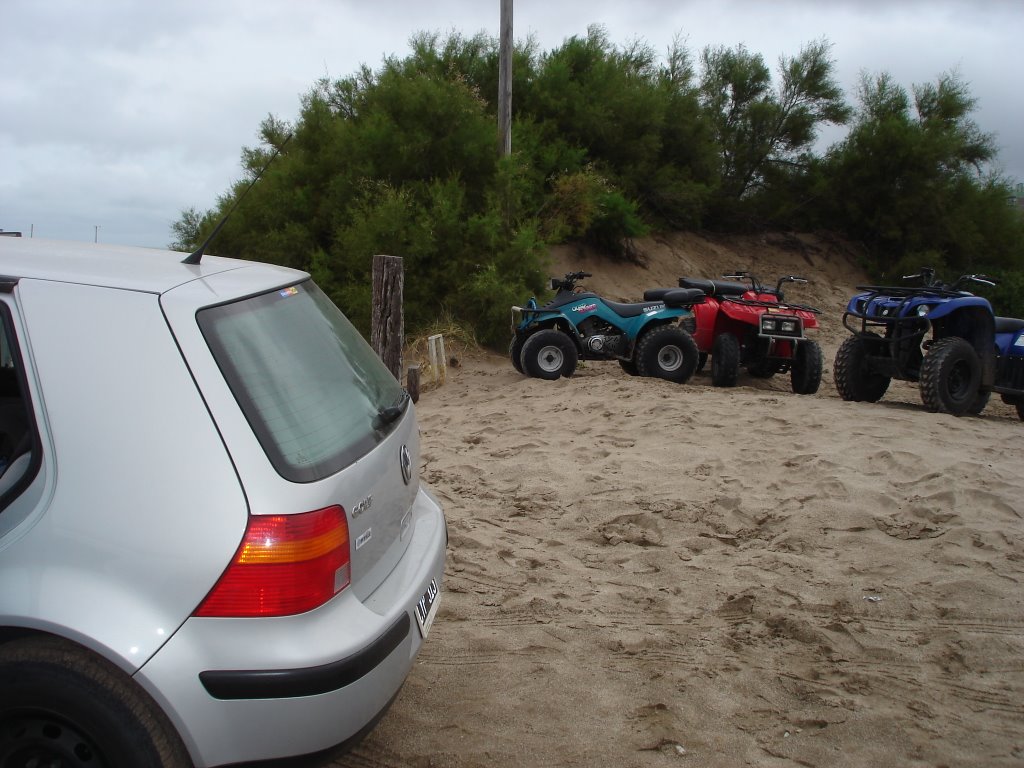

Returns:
0,238,447,767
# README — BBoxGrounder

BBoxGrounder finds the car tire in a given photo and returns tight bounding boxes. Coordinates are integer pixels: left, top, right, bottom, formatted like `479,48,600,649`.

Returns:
710,333,740,387
833,334,890,402
509,336,525,374
0,637,191,768
635,325,699,383
790,339,823,395
520,329,578,380
919,336,982,416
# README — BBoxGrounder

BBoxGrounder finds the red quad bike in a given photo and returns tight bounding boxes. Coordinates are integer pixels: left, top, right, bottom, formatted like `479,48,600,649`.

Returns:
647,271,823,394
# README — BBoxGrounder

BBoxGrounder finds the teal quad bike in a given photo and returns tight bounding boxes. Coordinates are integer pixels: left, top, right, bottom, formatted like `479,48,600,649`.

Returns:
510,271,705,382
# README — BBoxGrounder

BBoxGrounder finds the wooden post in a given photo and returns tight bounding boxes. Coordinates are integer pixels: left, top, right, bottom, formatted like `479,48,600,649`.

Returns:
371,254,404,380
498,0,513,157
427,334,447,385
406,364,420,403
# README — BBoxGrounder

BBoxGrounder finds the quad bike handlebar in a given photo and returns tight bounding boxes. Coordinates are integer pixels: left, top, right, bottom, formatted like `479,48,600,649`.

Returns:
901,268,997,292
550,271,593,293
720,271,809,300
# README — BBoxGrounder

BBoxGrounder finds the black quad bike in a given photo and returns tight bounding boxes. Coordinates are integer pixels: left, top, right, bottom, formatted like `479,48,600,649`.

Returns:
835,268,1024,418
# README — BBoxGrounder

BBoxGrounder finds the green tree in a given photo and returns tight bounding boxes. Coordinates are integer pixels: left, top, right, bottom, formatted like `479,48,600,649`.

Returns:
169,206,211,252
171,28,1022,347
177,37,549,345
823,71,1023,279
519,25,715,241
698,39,850,224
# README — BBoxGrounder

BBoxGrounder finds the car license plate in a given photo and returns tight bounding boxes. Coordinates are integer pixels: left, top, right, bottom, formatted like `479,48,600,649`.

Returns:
415,578,440,638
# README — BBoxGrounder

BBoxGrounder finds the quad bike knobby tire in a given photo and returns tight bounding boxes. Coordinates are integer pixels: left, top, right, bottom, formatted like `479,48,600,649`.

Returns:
0,637,191,768
635,325,699,383
520,329,578,380
833,334,891,402
509,336,525,374
919,336,982,416
967,390,991,416
790,339,823,395
710,333,740,387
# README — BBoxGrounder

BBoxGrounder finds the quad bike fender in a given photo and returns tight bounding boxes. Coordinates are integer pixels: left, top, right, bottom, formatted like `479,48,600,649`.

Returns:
995,324,1024,357
613,307,693,344
690,299,720,351
717,301,818,328
795,308,820,330
929,306,996,386
718,300,763,324
926,295,993,322
514,311,585,350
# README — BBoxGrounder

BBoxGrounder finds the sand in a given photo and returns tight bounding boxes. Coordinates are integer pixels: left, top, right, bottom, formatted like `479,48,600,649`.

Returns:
335,233,1024,768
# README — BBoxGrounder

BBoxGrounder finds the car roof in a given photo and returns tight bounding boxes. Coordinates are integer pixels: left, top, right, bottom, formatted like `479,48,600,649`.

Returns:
0,237,305,294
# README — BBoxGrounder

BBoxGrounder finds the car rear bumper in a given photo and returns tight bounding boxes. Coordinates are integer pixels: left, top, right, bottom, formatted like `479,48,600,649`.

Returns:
197,612,412,700
135,486,447,768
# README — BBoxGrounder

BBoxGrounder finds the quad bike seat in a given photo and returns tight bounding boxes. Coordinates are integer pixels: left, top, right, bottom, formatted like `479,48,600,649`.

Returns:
642,288,706,307
678,277,748,297
603,298,685,318
995,316,1024,334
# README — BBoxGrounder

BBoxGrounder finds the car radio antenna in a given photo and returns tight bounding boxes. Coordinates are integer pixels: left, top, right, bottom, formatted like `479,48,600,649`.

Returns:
182,134,292,265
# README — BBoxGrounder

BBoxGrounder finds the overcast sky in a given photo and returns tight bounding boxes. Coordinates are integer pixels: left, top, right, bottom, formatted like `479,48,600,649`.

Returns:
3,0,1021,249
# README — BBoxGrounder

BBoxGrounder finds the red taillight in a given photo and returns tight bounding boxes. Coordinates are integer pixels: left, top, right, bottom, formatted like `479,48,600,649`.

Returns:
194,506,350,618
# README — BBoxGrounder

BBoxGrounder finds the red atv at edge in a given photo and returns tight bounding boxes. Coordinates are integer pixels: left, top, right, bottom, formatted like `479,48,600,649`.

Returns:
646,271,823,394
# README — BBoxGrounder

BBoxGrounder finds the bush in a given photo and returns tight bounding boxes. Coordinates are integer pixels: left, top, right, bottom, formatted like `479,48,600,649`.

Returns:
542,167,647,258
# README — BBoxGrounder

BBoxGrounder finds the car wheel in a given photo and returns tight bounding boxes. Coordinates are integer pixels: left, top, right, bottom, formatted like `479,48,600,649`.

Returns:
790,340,823,395
509,336,525,374
710,333,740,387
0,637,191,768
520,329,578,380
919,336,981,416
833,334,890,402
635,325,699,383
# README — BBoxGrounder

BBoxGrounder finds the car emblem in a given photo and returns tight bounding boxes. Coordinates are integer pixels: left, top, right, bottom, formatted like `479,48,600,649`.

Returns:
399,445,413,485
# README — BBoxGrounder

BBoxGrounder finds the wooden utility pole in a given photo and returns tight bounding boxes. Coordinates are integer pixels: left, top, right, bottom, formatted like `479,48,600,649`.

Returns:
370,254,404,380
498,0,513,156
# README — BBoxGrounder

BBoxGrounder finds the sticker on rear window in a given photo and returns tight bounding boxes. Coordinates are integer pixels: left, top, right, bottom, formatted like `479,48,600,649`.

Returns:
279,286,299,298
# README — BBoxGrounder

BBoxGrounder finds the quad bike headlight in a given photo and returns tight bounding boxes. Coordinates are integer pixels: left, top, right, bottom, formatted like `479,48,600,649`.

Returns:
916,304,932,317
760,314,803,338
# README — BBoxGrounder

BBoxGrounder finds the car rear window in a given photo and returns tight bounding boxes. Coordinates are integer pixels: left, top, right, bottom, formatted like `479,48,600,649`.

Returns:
0,302,40,508
198,280,406,483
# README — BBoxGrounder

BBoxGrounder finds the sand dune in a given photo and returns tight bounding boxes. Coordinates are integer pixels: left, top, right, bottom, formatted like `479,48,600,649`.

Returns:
336,233,1023,768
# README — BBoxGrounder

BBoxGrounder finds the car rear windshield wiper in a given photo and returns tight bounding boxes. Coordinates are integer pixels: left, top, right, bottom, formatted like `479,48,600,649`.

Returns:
373,390,410,430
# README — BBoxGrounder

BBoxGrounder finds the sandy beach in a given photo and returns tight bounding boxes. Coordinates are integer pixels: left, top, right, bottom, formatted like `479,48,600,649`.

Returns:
333,233,1024,768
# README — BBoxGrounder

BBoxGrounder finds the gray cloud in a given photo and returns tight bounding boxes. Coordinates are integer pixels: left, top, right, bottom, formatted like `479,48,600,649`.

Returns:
2,0,1020,247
